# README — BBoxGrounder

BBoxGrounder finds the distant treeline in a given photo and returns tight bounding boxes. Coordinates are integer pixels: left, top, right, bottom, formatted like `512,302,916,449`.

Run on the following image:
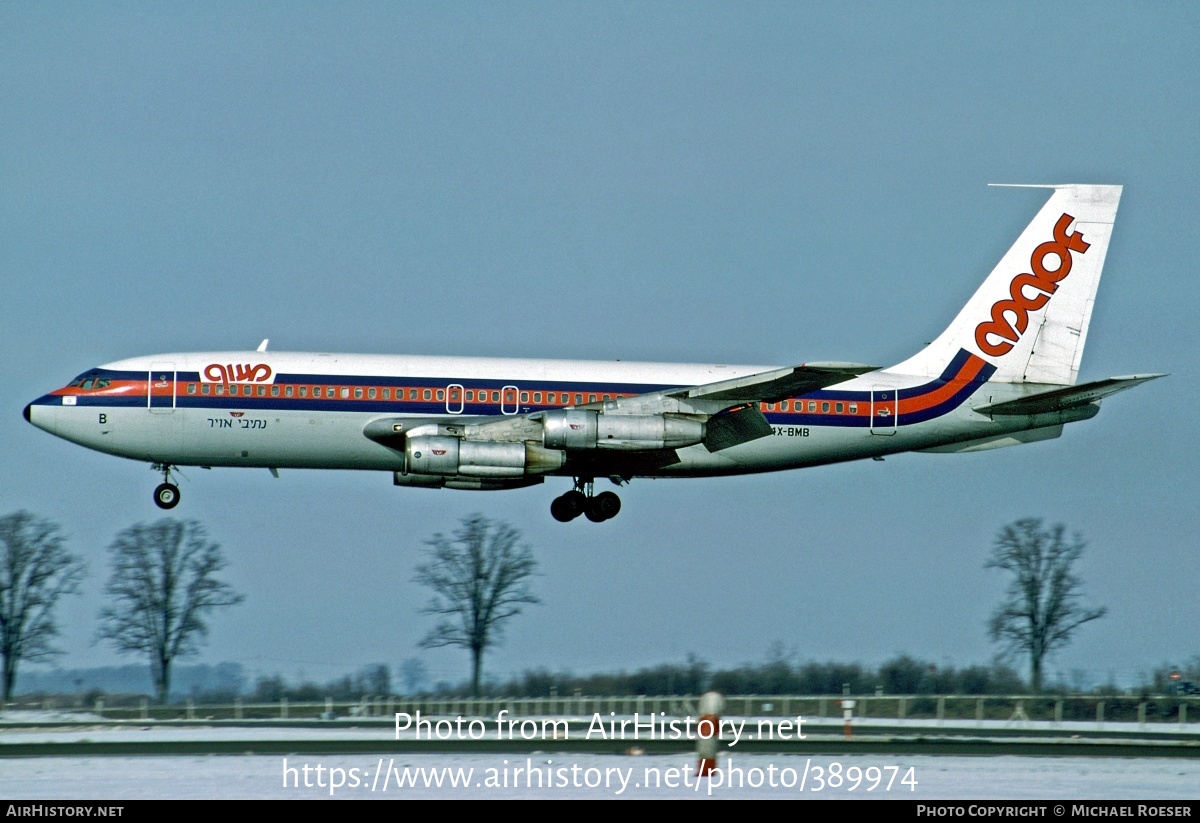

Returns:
14,663,246,700
14,655,1199,704
474,656,1028,699
242,657,1030,701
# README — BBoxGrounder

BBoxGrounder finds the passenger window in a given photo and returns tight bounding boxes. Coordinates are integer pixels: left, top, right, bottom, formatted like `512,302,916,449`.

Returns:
491,391,500,402
285,386,294,397
835,402,844,413
299,386,308,397
367,388,376,399
575,394,583,405
423,389,431,401
271,385,279,397
849,403,857,414
807,401,816,412
520,392,529,403
533,392,542,403
779,400,788,411
548,392,557,403
201,384,211,395
215,385,225,396
821,402,830,413
382,388,390,400
465,390,473,401
258,386,266,397
436,389,444,400
409,389,417,400
187,384,196,395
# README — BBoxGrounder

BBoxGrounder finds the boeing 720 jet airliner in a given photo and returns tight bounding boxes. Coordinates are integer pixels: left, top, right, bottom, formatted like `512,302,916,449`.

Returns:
25,185,1161,522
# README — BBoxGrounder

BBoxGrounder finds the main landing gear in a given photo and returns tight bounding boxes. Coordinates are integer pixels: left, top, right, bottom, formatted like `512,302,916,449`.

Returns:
151,464,181,510
551,478,621,523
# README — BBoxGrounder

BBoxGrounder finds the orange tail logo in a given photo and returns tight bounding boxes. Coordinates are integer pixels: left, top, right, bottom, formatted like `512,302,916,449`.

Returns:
974,213,1090,357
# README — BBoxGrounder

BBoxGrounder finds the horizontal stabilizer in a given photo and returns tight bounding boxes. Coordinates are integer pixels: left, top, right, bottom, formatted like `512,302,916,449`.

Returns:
680,362,877,403
974,374,1165,416
704,403,773,452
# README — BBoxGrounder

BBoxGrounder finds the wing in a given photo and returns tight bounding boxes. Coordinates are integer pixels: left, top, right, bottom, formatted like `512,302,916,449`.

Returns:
670,361,879,404
363,362,878,468
463,361,877,453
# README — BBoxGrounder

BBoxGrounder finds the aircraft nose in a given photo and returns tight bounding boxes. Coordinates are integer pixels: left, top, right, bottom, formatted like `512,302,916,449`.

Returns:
23,403,31,423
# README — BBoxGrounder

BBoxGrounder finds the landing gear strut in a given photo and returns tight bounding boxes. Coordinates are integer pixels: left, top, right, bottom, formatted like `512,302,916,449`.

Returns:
151,464,181,510
551,478,621,523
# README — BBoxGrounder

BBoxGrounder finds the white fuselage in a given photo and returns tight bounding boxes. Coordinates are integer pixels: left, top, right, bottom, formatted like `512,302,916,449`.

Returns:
25,349,1086,481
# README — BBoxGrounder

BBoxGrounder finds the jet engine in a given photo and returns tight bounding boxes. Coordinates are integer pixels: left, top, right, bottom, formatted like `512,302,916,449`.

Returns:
541,409,704,451
404,435,565,478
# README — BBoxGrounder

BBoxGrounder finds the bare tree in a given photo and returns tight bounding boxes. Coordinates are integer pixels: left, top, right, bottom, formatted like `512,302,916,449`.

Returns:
97,519,243,703
414,514,539,696
986,519,1106,692
0,511,86,702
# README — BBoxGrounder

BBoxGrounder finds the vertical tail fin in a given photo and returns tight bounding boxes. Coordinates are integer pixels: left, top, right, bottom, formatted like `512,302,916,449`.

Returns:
889,184,1122,385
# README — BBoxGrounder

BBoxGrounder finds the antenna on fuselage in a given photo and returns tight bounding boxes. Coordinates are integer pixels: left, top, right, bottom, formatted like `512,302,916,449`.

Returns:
257,339,269,352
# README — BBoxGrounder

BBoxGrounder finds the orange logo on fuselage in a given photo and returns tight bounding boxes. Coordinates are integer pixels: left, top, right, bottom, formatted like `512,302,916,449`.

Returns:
974,213,1089,357
202,363,273,383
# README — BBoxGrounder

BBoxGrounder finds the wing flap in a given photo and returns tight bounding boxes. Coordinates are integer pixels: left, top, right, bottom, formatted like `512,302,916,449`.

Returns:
703,403,773,452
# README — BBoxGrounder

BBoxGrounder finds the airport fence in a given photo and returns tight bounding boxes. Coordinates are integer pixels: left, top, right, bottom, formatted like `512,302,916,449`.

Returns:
5,693,1199,727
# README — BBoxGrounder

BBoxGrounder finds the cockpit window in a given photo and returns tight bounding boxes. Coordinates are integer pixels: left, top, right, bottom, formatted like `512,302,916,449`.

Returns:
67,373,110,391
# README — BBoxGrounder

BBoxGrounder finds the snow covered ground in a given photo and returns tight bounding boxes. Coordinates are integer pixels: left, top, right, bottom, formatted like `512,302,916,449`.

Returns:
2,713,1197,799
2,751,1198,799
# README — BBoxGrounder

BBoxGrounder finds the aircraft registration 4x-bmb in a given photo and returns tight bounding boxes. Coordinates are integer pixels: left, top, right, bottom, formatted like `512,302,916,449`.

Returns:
26,185,1161,522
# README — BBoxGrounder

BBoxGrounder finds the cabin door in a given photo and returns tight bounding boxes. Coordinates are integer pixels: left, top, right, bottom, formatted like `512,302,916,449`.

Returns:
148,363,176,413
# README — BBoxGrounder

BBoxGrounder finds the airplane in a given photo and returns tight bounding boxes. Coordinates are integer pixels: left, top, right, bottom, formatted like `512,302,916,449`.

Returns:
24,184,1162,523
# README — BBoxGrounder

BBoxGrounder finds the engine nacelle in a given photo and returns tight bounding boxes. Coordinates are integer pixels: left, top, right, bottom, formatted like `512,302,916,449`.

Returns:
541,409,705,451
541,409,598,450
404,435,565,478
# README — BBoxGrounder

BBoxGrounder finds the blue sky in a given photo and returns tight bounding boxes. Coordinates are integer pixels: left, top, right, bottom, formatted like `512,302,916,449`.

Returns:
2,3,1196,691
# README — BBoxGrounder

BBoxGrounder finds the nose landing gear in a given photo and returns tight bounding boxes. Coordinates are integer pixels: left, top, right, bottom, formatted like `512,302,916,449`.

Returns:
151,464,181,510
551,478,622,523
